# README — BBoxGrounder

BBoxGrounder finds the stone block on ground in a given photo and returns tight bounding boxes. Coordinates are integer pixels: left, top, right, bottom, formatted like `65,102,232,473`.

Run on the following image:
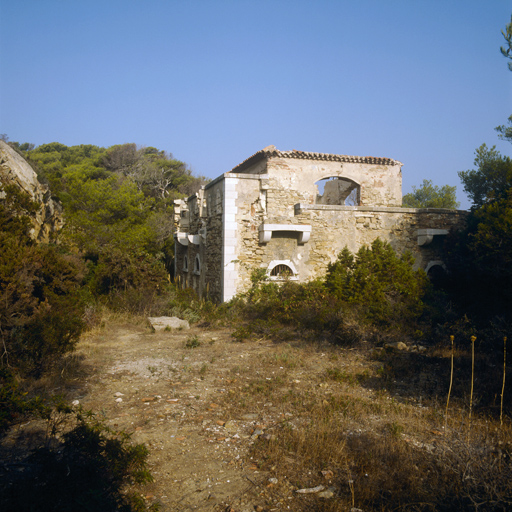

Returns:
148,316,190,331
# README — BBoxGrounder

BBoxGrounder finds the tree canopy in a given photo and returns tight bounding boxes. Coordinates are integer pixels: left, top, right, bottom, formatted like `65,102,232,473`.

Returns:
458,144,512,210
7,141,209,297
500,13,512,71
402,179,459,209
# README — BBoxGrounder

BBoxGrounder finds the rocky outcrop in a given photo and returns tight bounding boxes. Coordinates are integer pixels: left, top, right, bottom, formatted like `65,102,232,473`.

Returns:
0,140,63,242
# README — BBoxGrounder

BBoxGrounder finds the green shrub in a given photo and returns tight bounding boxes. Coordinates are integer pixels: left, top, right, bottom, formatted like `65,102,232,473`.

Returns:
0,410,155,511
0,368,49,434
226,241,428,345
185,335,201,348
0,186,86,377
325,239,429,331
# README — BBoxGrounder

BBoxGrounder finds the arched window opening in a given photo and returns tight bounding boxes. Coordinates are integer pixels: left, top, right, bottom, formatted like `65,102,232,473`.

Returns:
194,254,201,275
426,261,447,287
270,264,293,277
267,260,298,281
183,255,189,272
315,177,360,206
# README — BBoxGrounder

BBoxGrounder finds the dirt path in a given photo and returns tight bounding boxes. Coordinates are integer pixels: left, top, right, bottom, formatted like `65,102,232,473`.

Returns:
75,322,357,512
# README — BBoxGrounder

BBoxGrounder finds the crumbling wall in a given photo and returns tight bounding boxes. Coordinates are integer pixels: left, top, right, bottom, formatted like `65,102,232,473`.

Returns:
232,173,268,294
174,148,466,303
203,180,224,301
293,204,467,279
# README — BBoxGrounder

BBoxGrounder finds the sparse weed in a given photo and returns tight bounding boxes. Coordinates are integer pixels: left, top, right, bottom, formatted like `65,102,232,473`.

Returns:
386,421,404,438
326,367,354,385
184,335,201,349
199,363,208,379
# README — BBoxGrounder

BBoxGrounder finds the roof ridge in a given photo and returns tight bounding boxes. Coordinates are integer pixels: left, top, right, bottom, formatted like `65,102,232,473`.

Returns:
231,147,402,173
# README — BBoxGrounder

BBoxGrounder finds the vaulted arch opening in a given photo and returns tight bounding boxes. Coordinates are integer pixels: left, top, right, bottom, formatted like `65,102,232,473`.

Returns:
315,177,360,206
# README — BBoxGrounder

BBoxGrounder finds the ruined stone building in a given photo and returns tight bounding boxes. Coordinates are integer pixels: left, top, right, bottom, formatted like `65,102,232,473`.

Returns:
173,146,466,302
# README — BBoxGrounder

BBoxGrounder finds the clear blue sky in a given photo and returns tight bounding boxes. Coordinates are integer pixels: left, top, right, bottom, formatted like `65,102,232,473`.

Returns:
1,0,511,209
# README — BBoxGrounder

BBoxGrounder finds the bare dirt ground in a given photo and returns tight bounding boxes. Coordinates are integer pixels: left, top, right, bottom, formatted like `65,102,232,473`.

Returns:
70,321,382,512
5,319,479,512
4,316,510,512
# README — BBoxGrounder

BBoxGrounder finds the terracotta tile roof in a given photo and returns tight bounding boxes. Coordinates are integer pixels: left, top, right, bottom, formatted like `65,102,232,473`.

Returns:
231,146,402,173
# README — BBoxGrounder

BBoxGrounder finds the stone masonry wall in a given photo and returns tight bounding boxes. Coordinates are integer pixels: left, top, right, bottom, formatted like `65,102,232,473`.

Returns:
293,205,467,281
174,149,466,302
232,174,268,296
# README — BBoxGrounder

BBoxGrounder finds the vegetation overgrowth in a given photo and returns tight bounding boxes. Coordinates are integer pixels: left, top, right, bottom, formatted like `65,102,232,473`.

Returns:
0,141,206,510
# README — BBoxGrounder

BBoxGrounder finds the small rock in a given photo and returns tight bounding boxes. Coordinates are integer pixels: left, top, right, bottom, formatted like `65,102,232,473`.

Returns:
216,420,226,426
385,341,408,352
115,398,123,403
251,428,263,438
321,470,334,479
114,392,124,397
268,477,278,484
241,413,258,421
318,487,336,498
296,485,325,494
224,420,238,433
142,397,157,402
71,400,80,406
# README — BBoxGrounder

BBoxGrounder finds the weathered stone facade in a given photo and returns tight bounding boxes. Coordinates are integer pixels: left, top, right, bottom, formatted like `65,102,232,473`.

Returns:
174,146,467,302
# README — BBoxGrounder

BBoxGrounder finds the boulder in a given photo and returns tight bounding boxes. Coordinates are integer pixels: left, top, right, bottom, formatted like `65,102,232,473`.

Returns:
0,140,63,242
384,341,408,352
147,316,190,331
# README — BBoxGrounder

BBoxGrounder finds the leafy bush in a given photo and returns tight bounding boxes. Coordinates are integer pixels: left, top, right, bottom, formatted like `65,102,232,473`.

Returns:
0,368,48,434
0,410,156,512
325,239,429,331
223,241,429,345
0,185,86,377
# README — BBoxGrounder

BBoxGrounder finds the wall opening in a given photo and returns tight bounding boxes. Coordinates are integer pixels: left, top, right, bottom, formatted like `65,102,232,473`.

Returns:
270,264,293,277
426,261,447,288
267,260,298,281
194,254,201,275
183,255,188,272
315,177,360,205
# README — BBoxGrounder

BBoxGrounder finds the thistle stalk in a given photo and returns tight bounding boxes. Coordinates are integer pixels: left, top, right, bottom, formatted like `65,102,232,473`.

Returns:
501,336,507,427
468,335,476,442
445,335,455,429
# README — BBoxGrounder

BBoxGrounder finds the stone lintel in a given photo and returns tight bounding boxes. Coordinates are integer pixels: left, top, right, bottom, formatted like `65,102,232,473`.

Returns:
259,223,312,244
417,229,449,246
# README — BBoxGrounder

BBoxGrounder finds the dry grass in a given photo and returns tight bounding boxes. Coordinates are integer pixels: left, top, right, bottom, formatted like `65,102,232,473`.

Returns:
210,333,512,511
11,312,510,512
